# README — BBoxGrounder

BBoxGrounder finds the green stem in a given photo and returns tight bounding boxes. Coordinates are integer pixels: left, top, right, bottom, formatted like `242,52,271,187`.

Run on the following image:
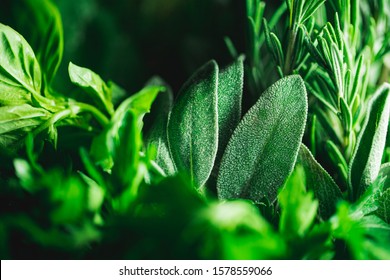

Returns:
32,109,73,137
284,26,298,75
73,102,110,127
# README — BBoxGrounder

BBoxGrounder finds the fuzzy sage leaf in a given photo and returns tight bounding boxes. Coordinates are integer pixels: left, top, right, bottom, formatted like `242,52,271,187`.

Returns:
217,75,307,203
349,84,390,200
216,56,244,162
145,78,175,176
167,60,218,188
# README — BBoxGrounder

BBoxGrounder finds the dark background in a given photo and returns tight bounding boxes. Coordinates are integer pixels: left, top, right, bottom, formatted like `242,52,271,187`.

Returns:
1,0,252,95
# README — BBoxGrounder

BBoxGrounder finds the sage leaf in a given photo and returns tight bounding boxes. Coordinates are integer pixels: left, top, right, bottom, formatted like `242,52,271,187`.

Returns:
216,56,244,162
376,188,390,223
349,84,390,200
217,75,307,203
167,60,218,187
378,163,390,191
297,144,342,219
69,62,114,115
0,23,41,106
144,78,175,176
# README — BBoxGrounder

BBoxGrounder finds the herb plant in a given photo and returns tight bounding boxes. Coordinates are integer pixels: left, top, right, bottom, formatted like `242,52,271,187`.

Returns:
1,0,390,260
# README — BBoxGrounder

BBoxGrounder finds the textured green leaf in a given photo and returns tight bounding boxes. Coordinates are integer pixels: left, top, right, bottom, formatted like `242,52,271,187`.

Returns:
377,163,390,191
349,84,390,200
167,60,218,187
0,23,41,106
376,188,390,223
217,75,307,203
69,62,113,115
216,56,244,161
297,144,342,219
278,165,318,239
144,78,175,176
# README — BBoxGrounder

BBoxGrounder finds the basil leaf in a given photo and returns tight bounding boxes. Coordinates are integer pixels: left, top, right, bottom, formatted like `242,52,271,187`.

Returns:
0,104,50,149
90,86,161,170
16,0,64,89
0,23,41,106
217,75,307,203
110,111,142,197
69,62,114,115
216,56,244,162
167,60,219,187
349,84,390,200
297,144,342,219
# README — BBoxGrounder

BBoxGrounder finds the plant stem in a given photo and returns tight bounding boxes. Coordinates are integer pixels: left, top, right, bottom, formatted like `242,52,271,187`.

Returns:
284,26,297,75
73,102,110,127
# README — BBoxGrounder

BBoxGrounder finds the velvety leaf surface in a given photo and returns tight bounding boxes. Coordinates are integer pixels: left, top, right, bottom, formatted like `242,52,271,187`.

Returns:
216,56,244,161
217,75,307,203
349,84,390,200
144,78,175,176
167,60,219,187
298,144,342,219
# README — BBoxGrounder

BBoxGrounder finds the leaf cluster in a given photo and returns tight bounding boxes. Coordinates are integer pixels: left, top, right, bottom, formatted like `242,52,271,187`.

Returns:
1,0,390,260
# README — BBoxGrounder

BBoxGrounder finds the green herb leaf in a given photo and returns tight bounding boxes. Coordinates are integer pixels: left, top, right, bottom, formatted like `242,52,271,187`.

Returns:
144,78,175,176
0,23,41,106
216,56,244,161
90,86,161,170
217,75,307,203
167,60,219,187
278,165,319,239
17,0,64,90
0,104,50,149
297,144,342,219
110,110,143,198
349,84,390,200
69,62,114,115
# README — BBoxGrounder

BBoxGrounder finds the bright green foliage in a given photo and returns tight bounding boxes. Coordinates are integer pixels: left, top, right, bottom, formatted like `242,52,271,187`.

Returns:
0,23,42,106
331,202,390,259
217,75,307,203
90,86,161,171
167,60,219,188
298,144,342,219
279,165,318,239
1,0,390,260
191,201,286,259
69,62,114,115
